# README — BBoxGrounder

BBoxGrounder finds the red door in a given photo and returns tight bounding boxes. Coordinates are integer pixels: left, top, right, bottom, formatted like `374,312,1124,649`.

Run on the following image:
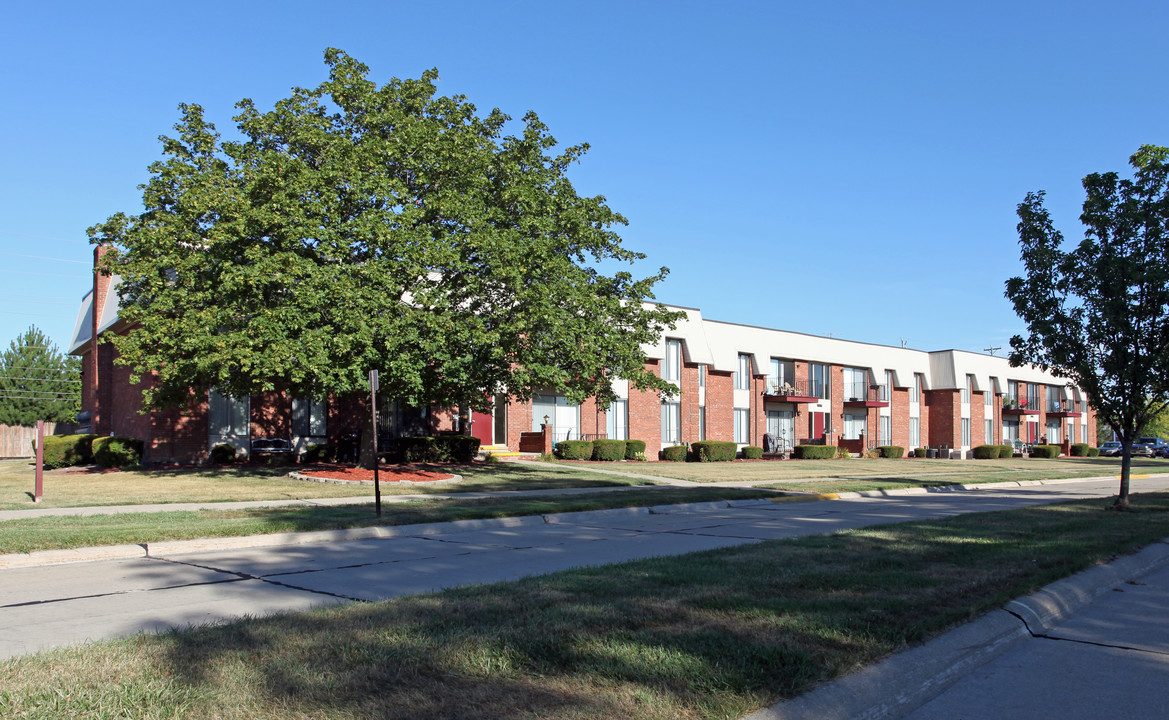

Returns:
471,409,494,446
810,412,824,441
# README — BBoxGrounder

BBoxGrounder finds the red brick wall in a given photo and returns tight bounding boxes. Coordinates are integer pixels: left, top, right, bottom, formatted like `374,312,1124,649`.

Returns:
505,393,534,451
972,392,986,447
926,389,960,449
147,392,209,464
705,370,733,447
892,388,910,448
628,360,662,457
680,363,701,442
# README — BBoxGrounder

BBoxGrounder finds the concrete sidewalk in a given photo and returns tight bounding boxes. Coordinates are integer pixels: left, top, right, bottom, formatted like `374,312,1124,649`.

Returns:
747,539,1169,720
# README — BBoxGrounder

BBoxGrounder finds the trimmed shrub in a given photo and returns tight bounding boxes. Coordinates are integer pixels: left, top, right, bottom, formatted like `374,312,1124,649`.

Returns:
38,434,97,470
877,445,905,458
210,443,237,464
998,445,1014,458
742,445,764,459
690,441,737,462
1030,444,1060,459
92,436,143,468
972,444,999,460
624,440,647,460
1070,443,1091,457
913,447,928,458
554,440,594,460
591,439,627,461
396,435,482,463
661,445,688,462
302,443,336,464
793,444,836,460
1087,447,1100,457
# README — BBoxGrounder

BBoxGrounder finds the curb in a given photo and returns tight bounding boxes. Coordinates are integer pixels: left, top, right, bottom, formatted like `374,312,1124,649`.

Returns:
743,537,1169,720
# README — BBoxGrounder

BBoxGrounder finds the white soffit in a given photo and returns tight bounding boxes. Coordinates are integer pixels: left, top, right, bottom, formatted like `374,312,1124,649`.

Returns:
68,289,95,354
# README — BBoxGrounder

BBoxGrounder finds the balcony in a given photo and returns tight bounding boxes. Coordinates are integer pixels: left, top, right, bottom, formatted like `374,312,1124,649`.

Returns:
1002,398,1030,415
763,378,821,404
843,382,889,408
1046,400,1082,418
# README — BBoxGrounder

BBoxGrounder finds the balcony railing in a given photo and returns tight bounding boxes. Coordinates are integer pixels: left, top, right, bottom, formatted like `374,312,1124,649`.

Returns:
843,383,889,406
764,378,822,401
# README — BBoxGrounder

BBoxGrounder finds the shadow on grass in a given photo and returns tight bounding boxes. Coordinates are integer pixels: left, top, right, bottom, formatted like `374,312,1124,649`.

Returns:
145,493,1169,719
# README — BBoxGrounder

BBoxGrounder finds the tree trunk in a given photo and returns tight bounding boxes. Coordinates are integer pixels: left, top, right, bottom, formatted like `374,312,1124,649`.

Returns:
1115,442,1132,510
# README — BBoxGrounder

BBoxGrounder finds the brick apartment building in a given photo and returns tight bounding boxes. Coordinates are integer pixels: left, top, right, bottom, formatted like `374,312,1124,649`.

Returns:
71,253,1097,463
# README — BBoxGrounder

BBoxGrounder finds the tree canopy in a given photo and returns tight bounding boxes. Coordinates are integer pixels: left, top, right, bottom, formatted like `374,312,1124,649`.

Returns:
1005,145,1169,508
89,49,681,416
0,326,80,426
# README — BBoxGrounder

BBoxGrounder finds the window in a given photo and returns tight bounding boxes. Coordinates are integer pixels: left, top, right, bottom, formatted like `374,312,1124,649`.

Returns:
698,364,706,388
698,406,706,441
1004,419,1019,445
986,419,993,445
881,415,891,446
962,375,972,404
910,373,922,403
661,402,681,444
810,363,829,399
606,400,628,441
843,412,866,440
985,383,994,407
1070,420,1077,444
663,339,681,383
843,367,867,401
209,390,249,438
1027,384,1039,410
910,417,920,448
1008,380,1020,404
292,397,327,437
880,370,892,402
734,408,749,444
1046,420,1061,445
962,417,971,447
533,394,580,441
769,358,781,391
734,354,751,390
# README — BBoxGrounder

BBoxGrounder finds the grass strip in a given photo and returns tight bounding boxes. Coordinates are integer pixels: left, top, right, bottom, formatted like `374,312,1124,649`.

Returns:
0,460,652,510
0,488,775,554
4,493,1169,720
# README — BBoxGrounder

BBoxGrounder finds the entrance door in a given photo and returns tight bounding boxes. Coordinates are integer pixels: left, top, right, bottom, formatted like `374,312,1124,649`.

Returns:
809,411,825,441
471,408,493,446
767,410,795,452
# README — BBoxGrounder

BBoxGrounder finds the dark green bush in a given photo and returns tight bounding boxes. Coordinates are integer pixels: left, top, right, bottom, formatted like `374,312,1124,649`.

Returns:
210,443,237,464
554,440,594,460
302,443,336,463
396,435,482,463
38,434,97,469
1070,443,1091,457
591,439,626,461
742,445,764,459
624,440,647,460
877,445,905,458
972,444,999,460
999,445,1015,458
1030,444,1060,459
92,436,144,468
660,445,688,462
690,441,737,462
913,447,928,458
1087,447,1100,457
793,444,837,460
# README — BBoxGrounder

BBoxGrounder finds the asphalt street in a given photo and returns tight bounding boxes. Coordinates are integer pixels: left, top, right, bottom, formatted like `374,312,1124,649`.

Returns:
2,475,1167,662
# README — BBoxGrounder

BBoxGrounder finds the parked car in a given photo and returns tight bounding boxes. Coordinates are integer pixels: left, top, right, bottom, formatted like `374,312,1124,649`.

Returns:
1098,441,1122,457
1131,442,1155,458
1139,437,1169,457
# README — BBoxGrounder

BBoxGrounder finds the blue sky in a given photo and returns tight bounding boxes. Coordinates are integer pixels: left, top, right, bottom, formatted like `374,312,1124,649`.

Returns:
1,1,1166,358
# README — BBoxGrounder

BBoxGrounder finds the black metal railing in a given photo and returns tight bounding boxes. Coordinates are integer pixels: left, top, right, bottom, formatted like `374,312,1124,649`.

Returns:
765,378,819,397
843,383,888,403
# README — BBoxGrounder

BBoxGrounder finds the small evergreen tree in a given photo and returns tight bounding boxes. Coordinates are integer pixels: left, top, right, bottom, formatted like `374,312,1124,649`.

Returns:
0,326,81,426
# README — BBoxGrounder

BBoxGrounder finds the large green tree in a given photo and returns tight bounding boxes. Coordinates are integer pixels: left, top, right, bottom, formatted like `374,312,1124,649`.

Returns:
0,326,80,426
1006,145,1169,508
89,50,681,434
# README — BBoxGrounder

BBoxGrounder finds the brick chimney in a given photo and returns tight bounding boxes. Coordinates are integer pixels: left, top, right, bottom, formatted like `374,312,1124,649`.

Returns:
89,244,111,434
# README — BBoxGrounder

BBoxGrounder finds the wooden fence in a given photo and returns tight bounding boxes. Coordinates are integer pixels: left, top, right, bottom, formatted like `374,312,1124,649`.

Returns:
0,423,83,458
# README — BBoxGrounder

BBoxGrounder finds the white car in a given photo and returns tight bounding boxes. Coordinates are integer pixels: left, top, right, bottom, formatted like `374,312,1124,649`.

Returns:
1098,441,1122,457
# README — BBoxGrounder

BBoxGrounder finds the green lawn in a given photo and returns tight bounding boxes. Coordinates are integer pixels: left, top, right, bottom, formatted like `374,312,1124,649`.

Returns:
4,492,1168,720
0,487,777,554
0,460,653,510
613,455,1167,484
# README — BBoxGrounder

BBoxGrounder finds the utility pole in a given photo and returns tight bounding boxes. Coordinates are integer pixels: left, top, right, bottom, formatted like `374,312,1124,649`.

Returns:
369,370,381,516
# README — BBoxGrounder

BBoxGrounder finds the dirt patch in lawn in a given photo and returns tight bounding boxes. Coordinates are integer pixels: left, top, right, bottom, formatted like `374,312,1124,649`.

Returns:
291,465,457,485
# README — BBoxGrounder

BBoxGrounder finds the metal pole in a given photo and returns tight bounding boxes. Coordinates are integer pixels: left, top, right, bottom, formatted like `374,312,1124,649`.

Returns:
34,419,44,502
370,370,381,517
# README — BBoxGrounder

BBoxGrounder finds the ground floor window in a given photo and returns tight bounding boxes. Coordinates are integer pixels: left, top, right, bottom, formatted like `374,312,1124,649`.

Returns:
733,408,749,444
962,418,971,447
986,419,993,446
699,406,706,441
1004,419,1020,445
1046,420,1061,445
607,400,628,440
910,417,920,448
661,402,681,444
292,397,327,437
880,415,891,447
533,394,579,441
209,390,249,448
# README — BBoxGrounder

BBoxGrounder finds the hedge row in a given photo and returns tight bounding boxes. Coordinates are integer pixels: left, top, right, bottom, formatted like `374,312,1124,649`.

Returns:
1030,444,1061,459
661,445,688,462
93,436,144,468
793,444,836,460
395,435,481,463
37,434,98,470
1069,443,1100,457
742,446,763,459
877,446,904,458
691,441,738,462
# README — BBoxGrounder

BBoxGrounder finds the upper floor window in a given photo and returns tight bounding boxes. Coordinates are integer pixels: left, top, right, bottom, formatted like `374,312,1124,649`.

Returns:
663,339,681,383
910,373,922,403
734,354,751,390
962,374,972,404
698,364,706,388
810,363,829,399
